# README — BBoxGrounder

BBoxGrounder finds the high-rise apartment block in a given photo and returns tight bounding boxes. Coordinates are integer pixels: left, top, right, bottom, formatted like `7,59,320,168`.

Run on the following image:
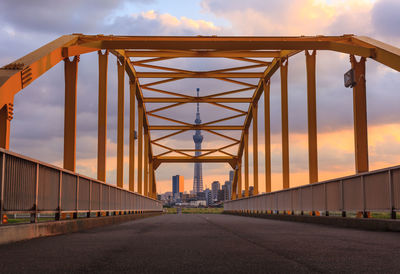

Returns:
172,175,184,195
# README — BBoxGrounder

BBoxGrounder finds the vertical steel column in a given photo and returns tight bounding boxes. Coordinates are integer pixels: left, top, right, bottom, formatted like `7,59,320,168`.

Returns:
253,103,259,195
129,80,136,192
306,50,318,183
0,102,13,149
137,103,143,194
244,130,249,197
63,56,79,172
351,55,369,173
238,161,242,198
97,50,108,182
117,60,125,188
280,59,290,189
144,132,149,197
263,80,271,193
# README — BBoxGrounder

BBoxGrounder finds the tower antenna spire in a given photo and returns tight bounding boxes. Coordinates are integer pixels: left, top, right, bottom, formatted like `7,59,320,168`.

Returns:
196,88,200,113
193,87,203,193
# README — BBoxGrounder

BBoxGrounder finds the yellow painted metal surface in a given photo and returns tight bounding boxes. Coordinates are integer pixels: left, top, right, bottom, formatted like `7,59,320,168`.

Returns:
97,51,108,182
1,34,399,196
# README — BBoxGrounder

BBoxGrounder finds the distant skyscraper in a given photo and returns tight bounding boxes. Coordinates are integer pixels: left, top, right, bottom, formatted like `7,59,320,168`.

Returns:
193,88,204,194
204,189,212,206
229,170,234,182
224,180,232,201
211,181,220,201
172,175,184,195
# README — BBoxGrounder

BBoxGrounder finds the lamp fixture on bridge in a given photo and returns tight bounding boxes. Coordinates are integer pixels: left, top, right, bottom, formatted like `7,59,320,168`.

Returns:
344,68,356,88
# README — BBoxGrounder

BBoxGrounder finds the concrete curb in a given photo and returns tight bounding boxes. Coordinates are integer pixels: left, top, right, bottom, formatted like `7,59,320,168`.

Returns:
0,212,162,245
224,211,400,232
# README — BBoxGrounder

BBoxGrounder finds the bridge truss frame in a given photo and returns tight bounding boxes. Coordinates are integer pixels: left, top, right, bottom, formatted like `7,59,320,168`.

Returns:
0,34,399,200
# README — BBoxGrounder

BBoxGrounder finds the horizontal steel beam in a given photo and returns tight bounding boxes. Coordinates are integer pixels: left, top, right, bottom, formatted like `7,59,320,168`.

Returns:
148,125,244,130
143,97,252,103
153,156,238,169
136,72,263,78
126,50,281,58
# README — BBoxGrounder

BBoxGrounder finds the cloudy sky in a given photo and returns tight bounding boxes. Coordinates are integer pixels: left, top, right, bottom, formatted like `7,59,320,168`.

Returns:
0,0,399,194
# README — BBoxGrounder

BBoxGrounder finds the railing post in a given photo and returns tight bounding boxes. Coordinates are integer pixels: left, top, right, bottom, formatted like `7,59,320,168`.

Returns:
340,180,346,217
99,182,102,217
291,190,294,215
0,153,4,224
87,180,92,218
300,188,303,215
324,183,329,216
312,186,316,216
107,185,110,216
31,163,39,223
74,176,79,219
56,171,62,221
361,175,368,218
388,170,396,219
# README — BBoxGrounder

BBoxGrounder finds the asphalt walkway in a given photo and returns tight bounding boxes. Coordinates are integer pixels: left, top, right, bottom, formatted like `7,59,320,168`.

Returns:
0,214,399,273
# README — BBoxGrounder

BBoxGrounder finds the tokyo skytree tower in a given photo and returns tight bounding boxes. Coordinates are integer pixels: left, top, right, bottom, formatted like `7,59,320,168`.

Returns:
192,88,203,193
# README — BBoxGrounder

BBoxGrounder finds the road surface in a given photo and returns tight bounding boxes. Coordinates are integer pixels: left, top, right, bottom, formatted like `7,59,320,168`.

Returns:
0,214,399,273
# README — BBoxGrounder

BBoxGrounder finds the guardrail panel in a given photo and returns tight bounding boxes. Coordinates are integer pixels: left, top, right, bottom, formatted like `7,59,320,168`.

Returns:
277,191,291,211
343,177,363,211
110,187,116,210
101,185,109,211
312,184,325,211
91,181,100,211
78,177,90,211
61,172,77,211
3,155,36,211
292,189,301,211
364,172,390,211
38,165,59,211
391,169,400,210
326,181,341,211
301,187,312,211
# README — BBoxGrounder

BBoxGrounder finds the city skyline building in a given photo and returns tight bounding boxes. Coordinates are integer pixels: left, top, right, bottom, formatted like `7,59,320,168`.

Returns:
223,180,232,201
229,170,234,182
172,175,184,195
211,181,220,201
193,88,204,194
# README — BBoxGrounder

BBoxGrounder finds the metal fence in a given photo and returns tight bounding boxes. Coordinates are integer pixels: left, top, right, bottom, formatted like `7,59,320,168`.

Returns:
0,149,162,224
225,165,400,218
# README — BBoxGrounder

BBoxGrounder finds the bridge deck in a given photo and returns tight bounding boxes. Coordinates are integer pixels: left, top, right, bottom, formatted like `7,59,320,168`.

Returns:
0,214,399,273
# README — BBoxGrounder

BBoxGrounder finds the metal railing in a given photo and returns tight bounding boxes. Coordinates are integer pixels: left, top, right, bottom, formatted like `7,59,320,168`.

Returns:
225,165,400,218
0,149,162,224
